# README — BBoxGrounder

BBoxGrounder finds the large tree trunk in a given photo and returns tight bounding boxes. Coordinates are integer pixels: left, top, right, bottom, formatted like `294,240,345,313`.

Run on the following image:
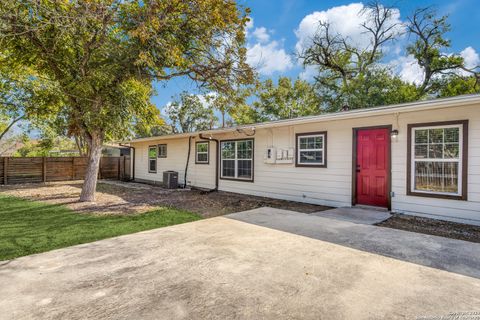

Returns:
79,132,103,202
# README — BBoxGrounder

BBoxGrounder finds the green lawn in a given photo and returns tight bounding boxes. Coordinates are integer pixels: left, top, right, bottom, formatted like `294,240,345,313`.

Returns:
0,195,201,261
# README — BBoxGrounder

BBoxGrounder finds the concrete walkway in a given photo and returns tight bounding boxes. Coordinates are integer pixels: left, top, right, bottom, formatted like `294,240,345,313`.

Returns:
227,207,480,279
311,207,391,225
1,210,480,319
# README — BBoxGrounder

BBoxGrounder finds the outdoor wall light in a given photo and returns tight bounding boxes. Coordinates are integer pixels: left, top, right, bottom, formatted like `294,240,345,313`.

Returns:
391,129,399,138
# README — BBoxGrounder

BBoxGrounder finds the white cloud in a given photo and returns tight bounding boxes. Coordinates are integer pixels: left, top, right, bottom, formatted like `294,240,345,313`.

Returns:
299,65,317,81
390,55,424,85
295,3,403,54
245,17,254,31
245,18,293,75
247,41,293,75
460,46,479,70
252,27,270,43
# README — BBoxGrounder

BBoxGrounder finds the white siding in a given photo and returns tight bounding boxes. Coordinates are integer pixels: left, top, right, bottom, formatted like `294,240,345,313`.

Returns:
131,102,480,225
132,137,215,189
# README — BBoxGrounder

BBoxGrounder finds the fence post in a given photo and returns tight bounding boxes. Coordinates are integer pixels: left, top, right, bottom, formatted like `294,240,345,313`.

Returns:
123,156,126,180
98,157,102,179
43,157,47,183
117,157,121,180
71,157,75,180
4,157,8,185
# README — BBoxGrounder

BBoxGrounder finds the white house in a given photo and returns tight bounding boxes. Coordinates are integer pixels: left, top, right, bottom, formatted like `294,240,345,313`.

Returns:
127,94,480,225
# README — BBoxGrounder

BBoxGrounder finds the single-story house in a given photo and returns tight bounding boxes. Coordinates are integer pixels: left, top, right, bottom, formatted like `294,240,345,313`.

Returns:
126,94,480,225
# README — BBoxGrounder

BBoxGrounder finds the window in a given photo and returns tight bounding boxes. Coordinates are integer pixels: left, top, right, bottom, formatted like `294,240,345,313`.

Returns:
220,139,253,181
148,146,157,173
158,144,167,158
296,132,327,167
408,120,468,200
196,141,209,164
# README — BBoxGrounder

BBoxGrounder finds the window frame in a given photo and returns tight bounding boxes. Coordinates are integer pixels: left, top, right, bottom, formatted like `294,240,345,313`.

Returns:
157,144,167,158
219,138,254,182
407,120,468,200
295,131,327,168
148,145,157,173
195,141,210,164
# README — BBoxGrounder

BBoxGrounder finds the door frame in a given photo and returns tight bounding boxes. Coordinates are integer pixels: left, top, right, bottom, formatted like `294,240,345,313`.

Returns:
351,125,392,210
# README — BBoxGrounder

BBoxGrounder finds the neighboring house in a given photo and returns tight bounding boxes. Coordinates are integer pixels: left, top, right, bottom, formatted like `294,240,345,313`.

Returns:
102,144,131,157
127,94,480,225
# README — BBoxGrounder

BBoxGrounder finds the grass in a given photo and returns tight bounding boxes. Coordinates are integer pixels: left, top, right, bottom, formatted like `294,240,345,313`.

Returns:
0,195,201,261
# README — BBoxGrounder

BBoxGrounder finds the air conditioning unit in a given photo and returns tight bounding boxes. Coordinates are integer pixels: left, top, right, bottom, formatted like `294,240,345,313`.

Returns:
163,171,178,189
264,147,276,164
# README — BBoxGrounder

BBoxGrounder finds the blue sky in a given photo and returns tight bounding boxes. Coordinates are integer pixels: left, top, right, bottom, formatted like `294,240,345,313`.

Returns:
151,0,480,110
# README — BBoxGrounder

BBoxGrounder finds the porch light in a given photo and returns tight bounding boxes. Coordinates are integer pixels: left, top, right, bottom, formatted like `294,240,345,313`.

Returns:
391,129,399,138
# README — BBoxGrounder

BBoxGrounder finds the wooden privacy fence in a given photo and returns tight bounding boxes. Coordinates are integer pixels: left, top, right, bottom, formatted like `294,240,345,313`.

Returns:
0,156,131,185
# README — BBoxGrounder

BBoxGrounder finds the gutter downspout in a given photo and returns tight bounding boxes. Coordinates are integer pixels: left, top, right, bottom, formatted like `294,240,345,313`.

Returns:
119,143,135,181
199,133,219,191
184,136,193,188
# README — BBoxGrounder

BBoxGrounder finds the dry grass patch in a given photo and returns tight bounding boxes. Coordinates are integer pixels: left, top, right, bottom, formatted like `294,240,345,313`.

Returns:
0,180,330,217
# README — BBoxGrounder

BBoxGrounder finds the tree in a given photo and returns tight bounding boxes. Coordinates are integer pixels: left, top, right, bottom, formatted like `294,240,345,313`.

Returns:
0,0,253,201
165,92,217,133
208,85,254,127
250,77,321,120
439,75,480,97
299,1,404,110
299,2,479,110
0,60,59,142
406,7,469,96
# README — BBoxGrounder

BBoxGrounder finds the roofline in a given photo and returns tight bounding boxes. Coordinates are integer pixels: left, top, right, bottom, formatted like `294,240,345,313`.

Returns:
126,94,480,143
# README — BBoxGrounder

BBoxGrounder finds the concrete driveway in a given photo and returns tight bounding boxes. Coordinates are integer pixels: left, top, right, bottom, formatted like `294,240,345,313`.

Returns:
1,209,480,320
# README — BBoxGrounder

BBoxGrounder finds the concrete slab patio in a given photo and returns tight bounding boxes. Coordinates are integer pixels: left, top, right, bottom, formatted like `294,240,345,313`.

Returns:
1,210,480,319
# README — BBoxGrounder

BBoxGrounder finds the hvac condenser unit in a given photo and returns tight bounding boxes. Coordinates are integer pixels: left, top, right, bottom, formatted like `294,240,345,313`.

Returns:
163,171,178,189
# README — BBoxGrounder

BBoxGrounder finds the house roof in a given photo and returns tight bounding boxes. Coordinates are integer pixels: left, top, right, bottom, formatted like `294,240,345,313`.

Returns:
127,93,480,143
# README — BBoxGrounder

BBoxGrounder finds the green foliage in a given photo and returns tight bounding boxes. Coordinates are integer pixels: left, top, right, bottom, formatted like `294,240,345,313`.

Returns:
165,92,217,133
0,60,60,140
0,195,201,260
299,2,479,111
406,7,466,95
439,76,480,97
0,0,252,140
13,136,78,157
249,77,321,121
0,0,253,200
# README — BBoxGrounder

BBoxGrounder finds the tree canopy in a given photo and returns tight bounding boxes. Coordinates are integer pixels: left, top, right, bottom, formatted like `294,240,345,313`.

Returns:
165,92,217,133
249,77,321,121
296,3,479,111
0,0,253,201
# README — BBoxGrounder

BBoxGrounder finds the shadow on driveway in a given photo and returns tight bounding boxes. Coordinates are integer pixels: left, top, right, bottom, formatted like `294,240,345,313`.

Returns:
226,207,480,279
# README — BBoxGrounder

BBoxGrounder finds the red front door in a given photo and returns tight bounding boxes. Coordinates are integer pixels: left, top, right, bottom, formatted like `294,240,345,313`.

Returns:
355,128,390,208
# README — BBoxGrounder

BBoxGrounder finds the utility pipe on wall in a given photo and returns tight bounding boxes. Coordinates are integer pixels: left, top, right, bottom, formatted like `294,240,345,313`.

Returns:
199,133,219,191
184,136,194,188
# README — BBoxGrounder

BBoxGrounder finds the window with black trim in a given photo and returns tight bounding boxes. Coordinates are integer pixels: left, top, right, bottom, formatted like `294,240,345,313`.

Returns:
220,139,253,181
296,132,327,167
196,141,209,164
148,146,157,173
158,144,167,158
408,120,468,199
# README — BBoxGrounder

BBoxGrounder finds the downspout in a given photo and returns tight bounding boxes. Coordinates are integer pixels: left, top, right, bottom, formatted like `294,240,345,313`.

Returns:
184,136,193,188
119,143,135,181
199,133,219,191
